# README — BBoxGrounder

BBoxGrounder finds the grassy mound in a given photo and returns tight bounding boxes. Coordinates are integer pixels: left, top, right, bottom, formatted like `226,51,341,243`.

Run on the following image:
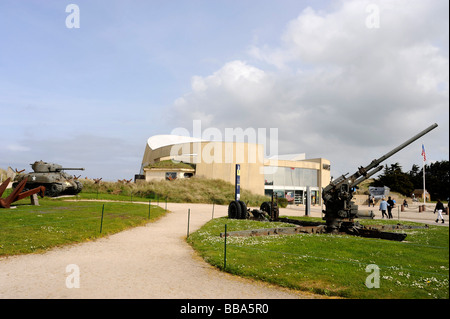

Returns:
80,176,269,206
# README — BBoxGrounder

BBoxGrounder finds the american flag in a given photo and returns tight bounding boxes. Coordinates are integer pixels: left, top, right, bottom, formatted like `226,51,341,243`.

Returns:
421,144,426,161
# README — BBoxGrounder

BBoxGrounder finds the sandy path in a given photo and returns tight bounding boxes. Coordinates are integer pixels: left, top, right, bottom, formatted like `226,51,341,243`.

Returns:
2,200,442,299
0,202,315,299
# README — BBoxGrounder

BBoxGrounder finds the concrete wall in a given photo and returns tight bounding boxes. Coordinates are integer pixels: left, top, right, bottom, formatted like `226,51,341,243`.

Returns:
195,142,265,195
194,141,265,195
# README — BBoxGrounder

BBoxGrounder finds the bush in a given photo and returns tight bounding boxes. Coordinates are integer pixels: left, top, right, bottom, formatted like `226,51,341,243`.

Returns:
277,197,288,208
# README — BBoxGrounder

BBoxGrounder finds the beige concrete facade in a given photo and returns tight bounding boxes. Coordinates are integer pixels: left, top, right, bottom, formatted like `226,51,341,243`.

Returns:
142,139,266,195
141,135,330,201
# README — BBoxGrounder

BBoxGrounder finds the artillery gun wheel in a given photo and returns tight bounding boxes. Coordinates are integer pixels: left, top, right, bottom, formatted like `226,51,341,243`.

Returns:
228,200,242,219
260,202,272,214
238,200,248,219
260,201,279,220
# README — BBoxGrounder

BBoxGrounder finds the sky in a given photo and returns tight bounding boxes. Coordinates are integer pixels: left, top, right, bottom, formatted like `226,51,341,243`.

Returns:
0,0,448,182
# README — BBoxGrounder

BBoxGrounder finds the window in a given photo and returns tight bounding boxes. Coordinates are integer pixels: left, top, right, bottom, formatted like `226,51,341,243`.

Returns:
165,172,177,180
264,166,318,187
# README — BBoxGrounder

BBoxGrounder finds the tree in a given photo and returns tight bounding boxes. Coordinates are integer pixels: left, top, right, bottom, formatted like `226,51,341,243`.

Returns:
371,160,449,200
371,163,414,196
410,160,449,201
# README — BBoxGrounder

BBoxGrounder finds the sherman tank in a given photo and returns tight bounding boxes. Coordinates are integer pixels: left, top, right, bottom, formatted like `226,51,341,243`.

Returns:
13,160,85,197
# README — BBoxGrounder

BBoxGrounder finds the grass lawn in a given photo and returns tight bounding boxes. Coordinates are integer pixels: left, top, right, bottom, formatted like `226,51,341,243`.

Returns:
0,197,166,256
188,217,449,299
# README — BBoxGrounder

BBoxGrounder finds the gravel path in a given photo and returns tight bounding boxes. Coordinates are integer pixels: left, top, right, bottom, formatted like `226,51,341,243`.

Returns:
0,202,317,299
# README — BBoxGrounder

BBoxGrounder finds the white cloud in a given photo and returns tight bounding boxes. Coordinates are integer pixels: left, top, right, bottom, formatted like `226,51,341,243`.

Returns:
6,144,30,152
0,135,142,181
168,0,449,176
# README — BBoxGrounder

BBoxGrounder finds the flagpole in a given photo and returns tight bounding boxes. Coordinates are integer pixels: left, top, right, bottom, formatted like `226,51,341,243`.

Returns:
421,144,426,204
423,159,426,204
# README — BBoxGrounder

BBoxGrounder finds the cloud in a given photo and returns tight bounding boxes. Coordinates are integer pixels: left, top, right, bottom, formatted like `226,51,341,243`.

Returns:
0,134,142,181
172,60,273,128
168,0,449,176
6,144,30,152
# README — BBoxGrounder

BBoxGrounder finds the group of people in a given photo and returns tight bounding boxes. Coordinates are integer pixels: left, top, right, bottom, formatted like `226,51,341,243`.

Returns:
379,196,396,219
376,196,446,223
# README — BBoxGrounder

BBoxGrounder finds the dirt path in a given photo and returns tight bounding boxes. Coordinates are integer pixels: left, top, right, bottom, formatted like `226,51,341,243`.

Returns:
0,203,318,299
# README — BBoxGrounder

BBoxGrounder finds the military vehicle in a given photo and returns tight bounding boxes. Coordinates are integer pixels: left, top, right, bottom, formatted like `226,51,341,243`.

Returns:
13,161,85,197
322,123,438,234
227,123,438,241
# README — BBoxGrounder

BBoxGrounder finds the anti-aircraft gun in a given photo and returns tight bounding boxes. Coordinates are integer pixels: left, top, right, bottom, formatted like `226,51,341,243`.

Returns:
322,123,438,233
13,160,85,197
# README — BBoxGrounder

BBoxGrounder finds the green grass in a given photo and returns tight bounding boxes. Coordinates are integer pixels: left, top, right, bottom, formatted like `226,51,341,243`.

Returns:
0,197,166,256
145,160,195,169
79,177,269,206
188,217,449,299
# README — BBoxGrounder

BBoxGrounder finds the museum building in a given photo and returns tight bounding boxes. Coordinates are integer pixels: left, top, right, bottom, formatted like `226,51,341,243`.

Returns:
140,135,331,205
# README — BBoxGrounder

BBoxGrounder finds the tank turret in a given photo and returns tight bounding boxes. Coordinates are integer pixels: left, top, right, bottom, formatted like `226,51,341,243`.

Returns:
31,161,85,173
13,161,85,197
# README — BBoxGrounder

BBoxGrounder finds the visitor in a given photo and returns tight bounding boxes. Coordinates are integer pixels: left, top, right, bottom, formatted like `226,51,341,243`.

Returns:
379,197,389,219
434,199,445,224
387,197,395,219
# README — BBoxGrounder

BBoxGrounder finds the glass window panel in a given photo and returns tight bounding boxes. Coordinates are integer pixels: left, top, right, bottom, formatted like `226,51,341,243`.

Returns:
264,166,274,185
294,190,303,204
285,190,295,205
284,167,296,186
273,167,285,186
264,166,318,187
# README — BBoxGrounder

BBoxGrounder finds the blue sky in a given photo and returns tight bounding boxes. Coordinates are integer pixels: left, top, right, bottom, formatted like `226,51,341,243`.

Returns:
1,0,448,181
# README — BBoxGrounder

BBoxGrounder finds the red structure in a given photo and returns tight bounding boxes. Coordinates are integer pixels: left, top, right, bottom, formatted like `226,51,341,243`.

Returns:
0,177,45,208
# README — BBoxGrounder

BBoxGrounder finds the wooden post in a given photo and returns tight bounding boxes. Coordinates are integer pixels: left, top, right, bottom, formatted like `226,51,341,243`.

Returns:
30,194,39,206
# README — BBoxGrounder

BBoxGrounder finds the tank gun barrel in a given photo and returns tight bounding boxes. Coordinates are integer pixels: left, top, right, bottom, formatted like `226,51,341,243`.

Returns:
56,167,85,171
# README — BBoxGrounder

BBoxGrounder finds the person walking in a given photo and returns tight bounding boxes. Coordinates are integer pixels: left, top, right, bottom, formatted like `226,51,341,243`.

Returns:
387,196,395,219
379,197,389,219
434,199,445,223
368,195,373,207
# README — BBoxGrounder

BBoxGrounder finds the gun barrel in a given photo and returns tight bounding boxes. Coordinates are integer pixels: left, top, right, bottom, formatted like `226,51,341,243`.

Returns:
365,123,438,172
58,168,85,171
351,165,383,188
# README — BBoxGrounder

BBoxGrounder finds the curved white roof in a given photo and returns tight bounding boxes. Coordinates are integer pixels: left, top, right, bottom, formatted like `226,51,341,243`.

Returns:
268,153,306,161
147,135,205,150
